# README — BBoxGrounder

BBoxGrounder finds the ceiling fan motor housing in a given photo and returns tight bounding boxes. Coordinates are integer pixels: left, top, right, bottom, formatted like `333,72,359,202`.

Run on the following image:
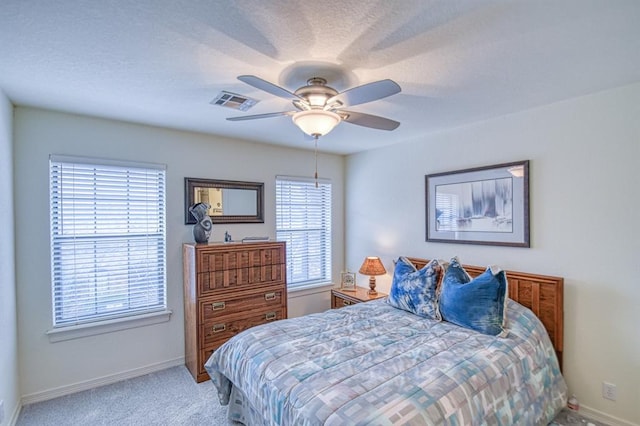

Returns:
294,77,339,108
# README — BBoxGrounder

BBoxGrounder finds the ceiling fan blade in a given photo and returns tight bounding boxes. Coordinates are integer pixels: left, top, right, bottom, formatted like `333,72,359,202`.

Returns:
238,75,301,101
226,111,294,121
327,79,401,108
340,110,400,131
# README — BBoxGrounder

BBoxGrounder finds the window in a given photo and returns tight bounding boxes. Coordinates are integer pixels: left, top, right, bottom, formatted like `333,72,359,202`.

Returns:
49,155,167,328
276,176,332,289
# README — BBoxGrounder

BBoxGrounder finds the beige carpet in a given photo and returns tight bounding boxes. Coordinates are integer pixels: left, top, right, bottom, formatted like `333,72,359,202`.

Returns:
16,367,231,425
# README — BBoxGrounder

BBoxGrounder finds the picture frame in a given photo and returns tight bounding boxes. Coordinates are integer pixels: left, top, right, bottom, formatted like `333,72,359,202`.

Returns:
425,160,530,247
340,271,356,291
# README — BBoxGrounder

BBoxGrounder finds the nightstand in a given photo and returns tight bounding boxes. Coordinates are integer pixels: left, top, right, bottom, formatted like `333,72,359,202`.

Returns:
331,287,387,308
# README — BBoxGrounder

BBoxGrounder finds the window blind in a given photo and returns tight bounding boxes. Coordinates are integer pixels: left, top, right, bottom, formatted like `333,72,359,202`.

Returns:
276,176,332,288
49,155,167,327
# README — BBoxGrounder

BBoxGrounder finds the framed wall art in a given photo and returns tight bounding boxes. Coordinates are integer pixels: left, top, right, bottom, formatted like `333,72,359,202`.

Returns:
425,160,530,247
340,271,356,291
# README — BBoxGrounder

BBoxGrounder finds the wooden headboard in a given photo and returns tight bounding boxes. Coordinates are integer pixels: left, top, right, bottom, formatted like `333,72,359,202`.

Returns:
407,257,564,369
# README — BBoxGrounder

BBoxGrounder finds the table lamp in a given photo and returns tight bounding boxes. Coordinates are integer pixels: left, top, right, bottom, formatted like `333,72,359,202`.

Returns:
359,256,386,295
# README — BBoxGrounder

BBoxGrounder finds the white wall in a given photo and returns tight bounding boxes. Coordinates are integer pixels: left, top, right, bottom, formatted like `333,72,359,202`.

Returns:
13,107,344,399
0,91,19,425
346,83,640,425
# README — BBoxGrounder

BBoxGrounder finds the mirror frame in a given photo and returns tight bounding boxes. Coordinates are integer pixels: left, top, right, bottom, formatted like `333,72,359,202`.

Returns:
184,177,264,224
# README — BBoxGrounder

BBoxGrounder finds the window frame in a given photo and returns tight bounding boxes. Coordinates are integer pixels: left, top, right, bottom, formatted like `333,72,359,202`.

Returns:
48,155,169,339
275,175,332,290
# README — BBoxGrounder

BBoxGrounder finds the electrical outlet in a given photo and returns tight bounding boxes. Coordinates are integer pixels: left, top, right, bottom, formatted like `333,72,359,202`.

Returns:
603,382,617,401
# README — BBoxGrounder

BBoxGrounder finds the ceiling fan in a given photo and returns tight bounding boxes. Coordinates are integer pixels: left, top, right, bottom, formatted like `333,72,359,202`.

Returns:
227,75,402,137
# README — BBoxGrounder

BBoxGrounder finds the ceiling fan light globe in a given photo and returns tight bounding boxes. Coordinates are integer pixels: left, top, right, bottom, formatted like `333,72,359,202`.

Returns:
292,110,341,136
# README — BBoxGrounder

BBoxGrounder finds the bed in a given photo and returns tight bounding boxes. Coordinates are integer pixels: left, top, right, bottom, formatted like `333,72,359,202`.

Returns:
205,257,567,425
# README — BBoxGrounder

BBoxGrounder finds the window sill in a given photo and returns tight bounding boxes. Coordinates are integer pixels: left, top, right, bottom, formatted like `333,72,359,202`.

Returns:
288,282,334,297
46,309,173,343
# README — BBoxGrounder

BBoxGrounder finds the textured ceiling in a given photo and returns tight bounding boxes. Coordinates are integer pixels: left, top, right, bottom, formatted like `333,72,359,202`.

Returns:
1,0,639,154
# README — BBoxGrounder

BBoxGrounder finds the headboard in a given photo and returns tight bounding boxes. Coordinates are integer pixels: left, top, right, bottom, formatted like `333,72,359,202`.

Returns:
407,257,564,369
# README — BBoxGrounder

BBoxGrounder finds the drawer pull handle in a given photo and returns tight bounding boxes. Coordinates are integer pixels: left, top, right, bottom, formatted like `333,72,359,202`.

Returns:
264,292,276,301
212,324,226,333
265,312,277,321
211,301,226,310
343,300,352,306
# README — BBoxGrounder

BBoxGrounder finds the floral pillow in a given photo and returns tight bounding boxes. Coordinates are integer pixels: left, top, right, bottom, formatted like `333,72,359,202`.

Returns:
387,257,441,320
439,257,508,336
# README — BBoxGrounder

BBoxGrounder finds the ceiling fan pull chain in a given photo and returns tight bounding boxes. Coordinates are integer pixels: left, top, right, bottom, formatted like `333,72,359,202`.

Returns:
314,135,319,188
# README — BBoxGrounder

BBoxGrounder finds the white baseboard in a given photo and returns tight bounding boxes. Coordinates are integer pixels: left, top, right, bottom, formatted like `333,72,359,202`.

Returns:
580,404,639,426
20,357,185,406
9,401,21,426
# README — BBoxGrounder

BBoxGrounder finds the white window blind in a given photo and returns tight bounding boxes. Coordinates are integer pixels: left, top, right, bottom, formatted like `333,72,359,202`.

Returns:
276,176,332,288
49,155,167,328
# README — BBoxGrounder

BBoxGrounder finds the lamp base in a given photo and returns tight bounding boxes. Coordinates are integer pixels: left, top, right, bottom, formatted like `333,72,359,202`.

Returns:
368,276,377,295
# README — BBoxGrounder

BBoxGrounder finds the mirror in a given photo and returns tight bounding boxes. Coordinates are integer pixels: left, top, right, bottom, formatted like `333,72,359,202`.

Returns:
185,178,264,224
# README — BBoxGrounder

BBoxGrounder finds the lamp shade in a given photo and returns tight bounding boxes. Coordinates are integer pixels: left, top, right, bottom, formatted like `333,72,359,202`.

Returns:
292,110,341,136
359,256,386,276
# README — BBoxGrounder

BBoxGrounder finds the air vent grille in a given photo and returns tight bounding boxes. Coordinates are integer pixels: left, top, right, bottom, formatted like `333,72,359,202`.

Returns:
210,91,258,111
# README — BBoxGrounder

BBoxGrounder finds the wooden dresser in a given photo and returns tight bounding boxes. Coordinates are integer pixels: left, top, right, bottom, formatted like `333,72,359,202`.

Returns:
183,241,287,382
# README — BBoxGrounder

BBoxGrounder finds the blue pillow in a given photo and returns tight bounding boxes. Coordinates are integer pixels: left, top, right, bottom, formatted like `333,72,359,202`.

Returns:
387,257,441,320
439,258,508,336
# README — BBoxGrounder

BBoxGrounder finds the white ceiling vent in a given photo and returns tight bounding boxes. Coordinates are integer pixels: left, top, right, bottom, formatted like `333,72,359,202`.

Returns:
210,91,258,111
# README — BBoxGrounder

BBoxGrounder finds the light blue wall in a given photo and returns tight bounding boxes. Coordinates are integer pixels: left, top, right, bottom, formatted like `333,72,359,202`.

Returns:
0,90,18,425
345,82,640,424
13,107,344,400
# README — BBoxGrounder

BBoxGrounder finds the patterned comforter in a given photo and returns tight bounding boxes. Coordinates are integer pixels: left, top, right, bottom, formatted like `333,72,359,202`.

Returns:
205,299,567,425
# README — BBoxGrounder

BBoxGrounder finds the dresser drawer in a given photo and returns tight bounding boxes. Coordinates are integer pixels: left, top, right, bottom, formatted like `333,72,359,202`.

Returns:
200,287,286,322
331,288,388,308
197,245,284,272
197,264,285,294
200,307,286,348
332,293,358,308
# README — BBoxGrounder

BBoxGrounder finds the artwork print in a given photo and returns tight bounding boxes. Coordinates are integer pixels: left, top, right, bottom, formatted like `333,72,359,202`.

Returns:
435,177,513,233
426,161,529,247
